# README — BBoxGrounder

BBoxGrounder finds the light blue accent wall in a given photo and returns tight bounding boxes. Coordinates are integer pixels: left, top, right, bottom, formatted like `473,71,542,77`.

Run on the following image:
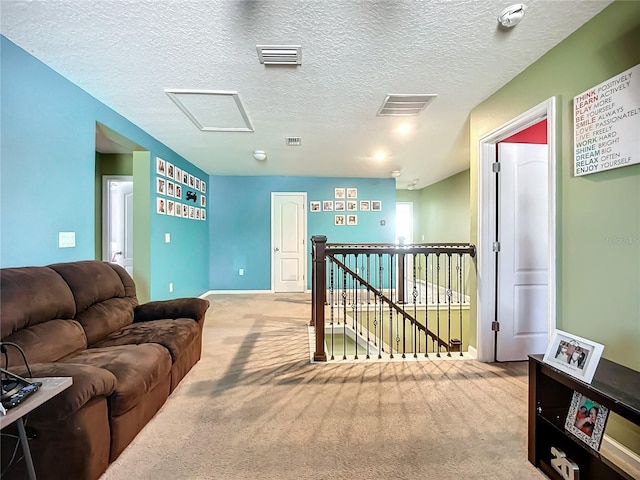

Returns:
1,36,209,299
209,176,396,290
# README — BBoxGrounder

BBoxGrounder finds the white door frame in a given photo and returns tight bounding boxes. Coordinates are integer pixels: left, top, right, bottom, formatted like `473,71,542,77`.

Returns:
102,175,133,263
270,192,308,293
476,97,557,362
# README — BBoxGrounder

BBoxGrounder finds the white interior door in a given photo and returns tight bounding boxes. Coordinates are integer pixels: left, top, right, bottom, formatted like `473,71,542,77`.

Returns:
497,143,548,361
103,176,134,276
272,193,306,293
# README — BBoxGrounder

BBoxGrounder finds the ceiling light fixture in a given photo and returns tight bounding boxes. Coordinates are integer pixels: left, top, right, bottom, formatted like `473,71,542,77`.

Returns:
397,123,413,136
374,151,387,161
498,4,527,28
253,150,267,161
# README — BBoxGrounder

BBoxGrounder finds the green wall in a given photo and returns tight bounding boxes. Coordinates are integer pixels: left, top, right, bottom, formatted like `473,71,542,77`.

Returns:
418,169,470,243
469,1,640,452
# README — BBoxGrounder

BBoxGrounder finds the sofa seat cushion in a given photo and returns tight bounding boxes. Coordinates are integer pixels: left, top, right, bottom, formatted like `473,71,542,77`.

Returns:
91,319,201,363
9,362,117,424
60,344,171,416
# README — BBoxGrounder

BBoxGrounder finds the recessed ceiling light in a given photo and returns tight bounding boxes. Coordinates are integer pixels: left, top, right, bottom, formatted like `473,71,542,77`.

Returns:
374,151,387,161
397,123,413,136
498,4,527,28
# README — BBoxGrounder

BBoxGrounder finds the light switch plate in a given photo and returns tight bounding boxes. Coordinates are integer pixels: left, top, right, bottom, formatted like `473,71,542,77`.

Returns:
59,232,76,248
165,233,171,243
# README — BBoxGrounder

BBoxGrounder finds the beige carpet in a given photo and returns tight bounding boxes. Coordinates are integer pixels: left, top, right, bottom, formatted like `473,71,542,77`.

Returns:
101,293,546,480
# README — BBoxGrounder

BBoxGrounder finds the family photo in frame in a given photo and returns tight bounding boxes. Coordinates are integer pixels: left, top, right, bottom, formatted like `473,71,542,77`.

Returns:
564,391,609,450
542,329,604,384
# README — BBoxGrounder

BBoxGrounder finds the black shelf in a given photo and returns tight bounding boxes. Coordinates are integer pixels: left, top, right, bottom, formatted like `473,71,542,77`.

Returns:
528,354,639,480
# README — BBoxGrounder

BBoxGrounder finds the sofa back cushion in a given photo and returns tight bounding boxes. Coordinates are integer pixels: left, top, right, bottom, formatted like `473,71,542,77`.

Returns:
0,266,87,366
48,261,138,345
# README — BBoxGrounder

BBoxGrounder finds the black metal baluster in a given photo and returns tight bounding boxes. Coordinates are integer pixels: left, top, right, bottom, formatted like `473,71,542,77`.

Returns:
458,253,464,356
330,260,335,360
389,253,394,359
436,253,441,358
413,253,418,358
425,253,430,358
447,253,452,357
366,254,371,359
342,268,347,360
378,254,384,356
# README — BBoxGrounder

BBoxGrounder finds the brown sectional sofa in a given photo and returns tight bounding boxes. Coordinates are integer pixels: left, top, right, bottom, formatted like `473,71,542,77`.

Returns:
0,260,209,480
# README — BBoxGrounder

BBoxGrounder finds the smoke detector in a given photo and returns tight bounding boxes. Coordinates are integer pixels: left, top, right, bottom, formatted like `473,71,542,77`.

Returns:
498,4,527,28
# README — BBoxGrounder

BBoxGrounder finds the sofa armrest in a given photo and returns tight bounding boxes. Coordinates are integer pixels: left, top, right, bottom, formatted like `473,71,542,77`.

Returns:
9,362,117,424
134,298,209,326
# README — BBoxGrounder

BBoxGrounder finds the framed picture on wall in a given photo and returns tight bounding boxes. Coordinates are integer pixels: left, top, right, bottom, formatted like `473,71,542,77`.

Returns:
195,208,201,220
175,184,182,199
175,167,182,184
346,188,358,199
334,200,345,211
156,157,166,176
371,200,382,211
195,178,201,190
346,200,357,211
156,197,166,215
201,180,206,193
189,174,195,188
347,214,357,225
201,208,207,221
323,200,334,211
310,201,321,212
200,195,206,207
182,171,188,185
564,392,609,450
182,204,189,218
360,200,370,211
156,177,166,195
335,214,345,226
166,162,175,180
175,202,182,217
542,329,604,384
167,200,175,216
189,206,195,219
167,181,175,197
335,188,345,199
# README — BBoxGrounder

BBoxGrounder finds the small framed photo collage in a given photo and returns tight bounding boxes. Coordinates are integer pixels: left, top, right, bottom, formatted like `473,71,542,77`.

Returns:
155,157,207,221
310,188,382,226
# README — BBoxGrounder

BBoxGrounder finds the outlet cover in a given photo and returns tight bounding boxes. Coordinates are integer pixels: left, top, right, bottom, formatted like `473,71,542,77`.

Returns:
58,232,76,248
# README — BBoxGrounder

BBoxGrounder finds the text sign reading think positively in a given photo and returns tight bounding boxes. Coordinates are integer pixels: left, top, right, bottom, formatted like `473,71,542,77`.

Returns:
574,64,639,176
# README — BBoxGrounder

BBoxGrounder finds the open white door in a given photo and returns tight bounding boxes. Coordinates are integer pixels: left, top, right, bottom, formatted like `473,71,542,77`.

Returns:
497,143,548,361
272,193,306,293
103,176,134,276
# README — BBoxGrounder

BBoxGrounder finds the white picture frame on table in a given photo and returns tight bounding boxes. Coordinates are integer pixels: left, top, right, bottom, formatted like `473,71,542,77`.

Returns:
542,329,604,384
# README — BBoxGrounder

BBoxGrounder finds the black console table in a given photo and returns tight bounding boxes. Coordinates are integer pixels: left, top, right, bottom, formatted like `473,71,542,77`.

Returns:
528,354,639,480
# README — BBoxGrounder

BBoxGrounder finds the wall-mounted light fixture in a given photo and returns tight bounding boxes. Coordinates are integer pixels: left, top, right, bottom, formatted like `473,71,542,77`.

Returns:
253,150,267,161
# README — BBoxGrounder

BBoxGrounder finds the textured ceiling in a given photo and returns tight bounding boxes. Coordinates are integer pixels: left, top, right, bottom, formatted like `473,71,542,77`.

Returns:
1,0,612,188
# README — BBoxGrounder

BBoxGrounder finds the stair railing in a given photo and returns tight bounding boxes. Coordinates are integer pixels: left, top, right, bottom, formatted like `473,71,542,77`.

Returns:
311,235,476,362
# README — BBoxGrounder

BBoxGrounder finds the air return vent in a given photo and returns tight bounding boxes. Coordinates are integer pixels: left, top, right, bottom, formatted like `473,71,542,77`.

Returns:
256,45,302,65
285,137,302,146
376,94,437,117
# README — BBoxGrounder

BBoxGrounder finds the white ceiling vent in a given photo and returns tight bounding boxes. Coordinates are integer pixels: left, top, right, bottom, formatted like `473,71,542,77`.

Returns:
165,89,254,132
285,136,302,146
256,45,302,65
376,94,437,116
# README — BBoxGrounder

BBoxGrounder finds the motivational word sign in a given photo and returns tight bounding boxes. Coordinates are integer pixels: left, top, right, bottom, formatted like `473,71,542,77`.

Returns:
573,64,639,176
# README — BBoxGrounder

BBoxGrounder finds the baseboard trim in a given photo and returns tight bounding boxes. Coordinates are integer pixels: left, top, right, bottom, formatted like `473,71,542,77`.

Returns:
601,435,640,477
202,290,273,296
467,345,478,359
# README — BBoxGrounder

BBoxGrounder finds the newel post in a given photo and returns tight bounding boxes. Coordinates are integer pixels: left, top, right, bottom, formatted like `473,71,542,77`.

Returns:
311,235,327,361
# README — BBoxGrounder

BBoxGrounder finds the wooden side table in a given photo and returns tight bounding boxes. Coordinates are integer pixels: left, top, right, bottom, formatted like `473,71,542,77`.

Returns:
1,377,73,480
